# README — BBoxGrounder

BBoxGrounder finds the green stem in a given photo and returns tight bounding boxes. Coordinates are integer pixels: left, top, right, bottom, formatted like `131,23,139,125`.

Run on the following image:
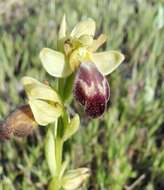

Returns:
55,136,63,176
54,78,67,177
48,121,64,190
49,77,72,190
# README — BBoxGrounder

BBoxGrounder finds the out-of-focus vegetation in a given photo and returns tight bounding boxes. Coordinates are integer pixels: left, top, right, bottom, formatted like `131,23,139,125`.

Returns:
0,0,164,189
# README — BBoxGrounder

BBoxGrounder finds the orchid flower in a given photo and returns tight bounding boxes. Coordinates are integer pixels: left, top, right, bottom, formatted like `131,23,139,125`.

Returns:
39,15,124,78
39,15,124,118
21,77,63,126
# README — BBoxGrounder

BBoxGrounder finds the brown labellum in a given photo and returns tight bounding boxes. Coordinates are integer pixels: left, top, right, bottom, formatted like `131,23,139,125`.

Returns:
0,105,37,140
73,62,110,118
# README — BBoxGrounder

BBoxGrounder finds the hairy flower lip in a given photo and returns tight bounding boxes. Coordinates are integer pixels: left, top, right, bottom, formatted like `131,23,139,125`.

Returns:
73,62,110,118
85,94,107,118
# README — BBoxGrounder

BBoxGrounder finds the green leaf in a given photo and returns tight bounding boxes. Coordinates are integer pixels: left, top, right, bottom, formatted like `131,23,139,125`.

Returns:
59,156,70,178
45,127,56,177
63,114,80,142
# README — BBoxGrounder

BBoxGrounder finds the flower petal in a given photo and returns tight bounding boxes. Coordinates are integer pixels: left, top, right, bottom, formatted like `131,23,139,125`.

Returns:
88,34,107,52
29,99,63,126
78,35,94,47
59,14,67,39
21,76,61,103
39,48,72,78
70,18,96,38
92,51,125,75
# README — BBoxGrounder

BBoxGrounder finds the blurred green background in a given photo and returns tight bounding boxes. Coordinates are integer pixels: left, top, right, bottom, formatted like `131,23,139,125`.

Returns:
0,0,164,189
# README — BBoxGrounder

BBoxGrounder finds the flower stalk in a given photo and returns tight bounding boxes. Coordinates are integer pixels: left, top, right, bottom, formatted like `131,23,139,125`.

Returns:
55,127,64,177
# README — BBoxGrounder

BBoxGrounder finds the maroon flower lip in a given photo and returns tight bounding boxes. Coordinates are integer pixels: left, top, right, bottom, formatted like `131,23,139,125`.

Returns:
73,62,110,118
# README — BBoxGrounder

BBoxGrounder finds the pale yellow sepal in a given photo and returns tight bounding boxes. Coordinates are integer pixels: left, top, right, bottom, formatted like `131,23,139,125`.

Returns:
21,76,61,103
21,76,63,126
70,18,96,38
62,168,90,190
59,14,67,39
92,51,125,75
28,99,63,126
39,48,72,78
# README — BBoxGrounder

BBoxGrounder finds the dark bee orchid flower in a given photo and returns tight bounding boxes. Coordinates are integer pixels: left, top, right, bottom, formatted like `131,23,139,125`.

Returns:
39,15,124,118
73,62,110,118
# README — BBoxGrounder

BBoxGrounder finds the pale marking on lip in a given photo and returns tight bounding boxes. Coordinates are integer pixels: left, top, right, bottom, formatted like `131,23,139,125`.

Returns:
97,78,108,96
79,80,96,97
79,79,106,97
80,62,93,70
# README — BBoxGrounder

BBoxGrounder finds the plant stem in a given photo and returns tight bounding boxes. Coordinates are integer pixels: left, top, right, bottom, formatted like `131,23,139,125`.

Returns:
55,78,66,177
49,78,70,190
48,121,64,190
55,135,63,176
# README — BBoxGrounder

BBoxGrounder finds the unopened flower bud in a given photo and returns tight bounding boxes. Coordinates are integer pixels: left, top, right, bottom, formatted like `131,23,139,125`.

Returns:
62,168,90,190
0,105,37,140
73,62,110,118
